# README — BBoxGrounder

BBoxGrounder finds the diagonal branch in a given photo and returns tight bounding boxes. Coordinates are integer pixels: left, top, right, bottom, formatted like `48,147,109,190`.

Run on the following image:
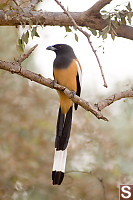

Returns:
16,44,38,63
97,90,133,111
85,0,113,15
54,0,108,88
0,45,133,122
0,58,108,121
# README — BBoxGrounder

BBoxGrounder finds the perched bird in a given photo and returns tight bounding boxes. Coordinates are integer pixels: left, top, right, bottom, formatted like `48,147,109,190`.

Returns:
46,44,82,185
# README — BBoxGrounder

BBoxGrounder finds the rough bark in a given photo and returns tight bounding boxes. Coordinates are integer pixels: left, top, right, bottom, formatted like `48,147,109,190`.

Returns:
0,0,133,40
0,45,133,122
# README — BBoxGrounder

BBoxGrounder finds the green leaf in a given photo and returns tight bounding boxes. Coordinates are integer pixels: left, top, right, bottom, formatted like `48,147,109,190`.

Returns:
75,33,78,42
101,10,107,13
31,27,36,39
111,32,115,40
127,13,132,25
16,45,23,54
126,2,132,11
21,31,29,44
89,28,97,36
17,39,24,53
114,9,119,12
103,46,105,54
121,16,126,25
25,31,29,43
97,31,102,38
102,25,109,32
102,32,107,40
35,31,40,37
101,25,109,39
28,20,33,29
112,20,119,29
65,26,72,32
31,27,40,39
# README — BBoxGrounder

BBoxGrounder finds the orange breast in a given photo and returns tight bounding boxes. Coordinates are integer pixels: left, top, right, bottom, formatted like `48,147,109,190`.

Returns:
53,60,78,114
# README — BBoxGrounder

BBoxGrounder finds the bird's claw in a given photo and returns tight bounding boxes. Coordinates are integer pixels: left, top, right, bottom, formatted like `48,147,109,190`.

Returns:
51,79,58,88
71,90,75,98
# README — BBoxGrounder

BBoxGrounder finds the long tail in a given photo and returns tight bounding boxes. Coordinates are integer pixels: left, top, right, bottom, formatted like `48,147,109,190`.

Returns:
52,106,73,185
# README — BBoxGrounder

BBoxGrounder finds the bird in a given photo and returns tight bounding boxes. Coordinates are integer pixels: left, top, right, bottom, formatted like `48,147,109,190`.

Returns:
46,44,82,185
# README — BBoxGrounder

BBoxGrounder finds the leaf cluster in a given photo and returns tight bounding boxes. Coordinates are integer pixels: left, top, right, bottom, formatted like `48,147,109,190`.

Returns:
65,26,78,42
2,1,133,54
17,27,39,53
100,2,133,40
63,2,133,43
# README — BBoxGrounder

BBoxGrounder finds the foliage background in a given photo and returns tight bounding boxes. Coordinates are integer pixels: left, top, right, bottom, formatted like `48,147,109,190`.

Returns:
0,25,133,200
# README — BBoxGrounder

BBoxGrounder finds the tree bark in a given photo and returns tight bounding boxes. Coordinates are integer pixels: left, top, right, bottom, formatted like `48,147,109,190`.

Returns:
0,45,133,122
0,0,133,40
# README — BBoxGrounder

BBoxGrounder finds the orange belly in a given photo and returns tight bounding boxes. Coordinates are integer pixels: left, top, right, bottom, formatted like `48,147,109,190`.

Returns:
53,60,78,114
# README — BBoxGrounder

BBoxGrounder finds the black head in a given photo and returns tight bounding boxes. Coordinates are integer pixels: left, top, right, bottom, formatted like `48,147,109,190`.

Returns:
46,44,76,58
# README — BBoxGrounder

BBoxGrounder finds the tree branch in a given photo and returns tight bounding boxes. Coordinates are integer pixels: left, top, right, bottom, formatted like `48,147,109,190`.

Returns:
0,45,133,122
16,44,38,63
0,57,108,121
85,0,113,15
46,0,133,41
0,1,133,40
97,90,133,111
15,1,133,41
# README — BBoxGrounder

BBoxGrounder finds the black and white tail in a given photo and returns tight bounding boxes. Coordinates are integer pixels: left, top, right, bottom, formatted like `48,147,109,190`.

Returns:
52,106,73,185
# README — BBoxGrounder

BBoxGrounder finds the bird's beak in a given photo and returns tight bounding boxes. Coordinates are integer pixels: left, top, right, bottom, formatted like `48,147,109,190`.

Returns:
46,46,56,51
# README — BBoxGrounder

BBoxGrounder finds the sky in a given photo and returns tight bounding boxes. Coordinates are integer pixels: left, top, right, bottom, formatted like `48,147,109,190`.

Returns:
27,0,133,98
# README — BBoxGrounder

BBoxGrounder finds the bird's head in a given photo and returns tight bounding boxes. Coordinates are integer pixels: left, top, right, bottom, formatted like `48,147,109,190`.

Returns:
46,44,76,58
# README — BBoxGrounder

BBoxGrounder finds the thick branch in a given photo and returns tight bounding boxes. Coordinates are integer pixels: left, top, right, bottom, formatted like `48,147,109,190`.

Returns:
0,46,133,122
0,57,108,121
85,0,113,15
115,24,133,40
0,7,133,40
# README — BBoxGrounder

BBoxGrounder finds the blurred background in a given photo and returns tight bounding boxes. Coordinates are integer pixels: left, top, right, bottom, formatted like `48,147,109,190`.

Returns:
0,0,133,200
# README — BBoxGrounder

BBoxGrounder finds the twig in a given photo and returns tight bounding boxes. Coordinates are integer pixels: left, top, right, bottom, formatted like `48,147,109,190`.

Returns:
98,178,106,200
16,44,38,63
54,0,108,88
97,89,133,111
13,0,19,6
